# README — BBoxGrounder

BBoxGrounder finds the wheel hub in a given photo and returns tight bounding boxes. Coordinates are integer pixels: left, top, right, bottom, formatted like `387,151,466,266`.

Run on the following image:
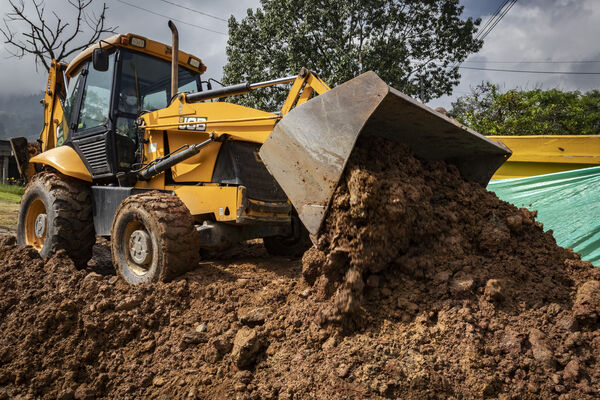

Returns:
34,213,47,239
129,229,152,265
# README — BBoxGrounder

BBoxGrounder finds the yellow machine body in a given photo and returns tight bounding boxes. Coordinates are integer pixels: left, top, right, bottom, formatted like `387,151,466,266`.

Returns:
488,135,600,179
29,146,92,182
134,70,331,224
22,32,331,227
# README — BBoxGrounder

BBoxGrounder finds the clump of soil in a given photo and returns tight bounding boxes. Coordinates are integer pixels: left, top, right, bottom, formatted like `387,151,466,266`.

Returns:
0,138,599,399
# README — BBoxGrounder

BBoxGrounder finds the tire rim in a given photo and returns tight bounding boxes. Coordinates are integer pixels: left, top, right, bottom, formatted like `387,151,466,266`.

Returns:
123,220,153,276
24,198,46,250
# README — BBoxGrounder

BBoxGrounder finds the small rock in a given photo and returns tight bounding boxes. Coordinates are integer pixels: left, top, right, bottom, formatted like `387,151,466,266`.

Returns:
450,272,474,295
554,385,565,393
337,364,350,378
501,330,523,354
573,280,600,323
558,315,578,332
366,275,380,288
484,279,505,302
238,307,271,327
527,382,539,393
547,303,562,316
182,331,208,345
212,336,233,356
115,296,141,311
195,323,207,333
83,272,102,283
562,359,580,381
506,214,523,232
73,384,95,400
299,288,311,298
235,370,253,384
528,329,556,369
187,387,198,399
152,376,166,386
380,287,392,297
564,332,582,349
231,327,266,369
433,270,451,283
140,340,155,353
107,276,118,284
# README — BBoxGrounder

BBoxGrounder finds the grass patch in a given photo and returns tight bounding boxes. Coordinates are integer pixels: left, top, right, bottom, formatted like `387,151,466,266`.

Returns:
0,197,19,231
0,191,21,203
0,183,24,196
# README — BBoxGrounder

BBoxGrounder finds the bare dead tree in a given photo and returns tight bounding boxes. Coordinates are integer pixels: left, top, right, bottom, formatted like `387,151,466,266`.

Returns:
0,0,117,71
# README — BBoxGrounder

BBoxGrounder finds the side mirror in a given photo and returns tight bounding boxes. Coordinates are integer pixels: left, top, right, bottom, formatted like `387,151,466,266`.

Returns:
92,48,109,71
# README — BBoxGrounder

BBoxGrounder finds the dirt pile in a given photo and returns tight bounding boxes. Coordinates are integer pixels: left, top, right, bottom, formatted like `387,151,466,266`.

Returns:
0,138,599,399
301,138,600,398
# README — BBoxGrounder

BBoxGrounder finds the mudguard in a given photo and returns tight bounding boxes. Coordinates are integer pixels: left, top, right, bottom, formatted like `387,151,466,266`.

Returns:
29,146,92,182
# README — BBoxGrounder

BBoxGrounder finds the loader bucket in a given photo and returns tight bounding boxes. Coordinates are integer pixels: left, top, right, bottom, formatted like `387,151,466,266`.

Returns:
259,71,512,236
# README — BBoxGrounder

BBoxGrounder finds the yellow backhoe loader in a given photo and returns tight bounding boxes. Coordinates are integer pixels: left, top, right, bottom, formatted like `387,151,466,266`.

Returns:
11,22,511,285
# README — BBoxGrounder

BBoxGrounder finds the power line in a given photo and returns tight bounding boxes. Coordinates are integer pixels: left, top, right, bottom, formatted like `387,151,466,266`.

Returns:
477,0,518,42
475,0,511,41
158,0,227,22
117,0,227,35
449,0,518,73
459,66,600,75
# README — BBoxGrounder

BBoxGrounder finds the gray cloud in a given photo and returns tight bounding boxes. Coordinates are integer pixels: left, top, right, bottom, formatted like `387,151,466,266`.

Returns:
431,0,600,108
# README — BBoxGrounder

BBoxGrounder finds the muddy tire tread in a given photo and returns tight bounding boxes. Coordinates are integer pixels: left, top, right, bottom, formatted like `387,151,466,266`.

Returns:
20,171,95,267
111,191,199,282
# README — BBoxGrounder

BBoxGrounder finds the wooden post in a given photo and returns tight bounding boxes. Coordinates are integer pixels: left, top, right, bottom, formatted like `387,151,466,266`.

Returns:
1,156,7,184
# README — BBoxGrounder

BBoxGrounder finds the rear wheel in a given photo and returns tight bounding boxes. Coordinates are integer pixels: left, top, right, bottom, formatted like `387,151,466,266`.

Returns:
17,171,95,267
263,215,311,258
111,191,199,285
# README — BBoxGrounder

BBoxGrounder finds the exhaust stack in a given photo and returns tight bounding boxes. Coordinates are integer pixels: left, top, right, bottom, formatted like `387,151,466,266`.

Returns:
168,20,179,99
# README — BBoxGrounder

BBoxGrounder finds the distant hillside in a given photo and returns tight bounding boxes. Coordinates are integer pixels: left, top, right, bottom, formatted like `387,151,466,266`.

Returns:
0,93,45,141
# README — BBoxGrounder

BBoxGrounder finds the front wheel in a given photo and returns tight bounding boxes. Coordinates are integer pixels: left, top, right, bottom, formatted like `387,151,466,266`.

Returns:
111,191,199,285
17,171,95,267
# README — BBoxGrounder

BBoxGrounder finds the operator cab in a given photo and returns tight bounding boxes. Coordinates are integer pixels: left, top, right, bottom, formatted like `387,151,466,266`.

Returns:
58,34,205,182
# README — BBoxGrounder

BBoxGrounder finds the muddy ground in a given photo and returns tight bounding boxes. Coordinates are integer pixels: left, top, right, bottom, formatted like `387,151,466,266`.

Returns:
0,139,599,399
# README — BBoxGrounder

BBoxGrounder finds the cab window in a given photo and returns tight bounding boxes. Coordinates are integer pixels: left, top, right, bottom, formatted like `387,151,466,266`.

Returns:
118,50,200,114
58,68,84,144
78,53,115,131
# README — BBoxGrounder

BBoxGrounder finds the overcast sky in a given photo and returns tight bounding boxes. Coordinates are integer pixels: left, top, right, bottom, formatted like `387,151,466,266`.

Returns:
1,0,600,109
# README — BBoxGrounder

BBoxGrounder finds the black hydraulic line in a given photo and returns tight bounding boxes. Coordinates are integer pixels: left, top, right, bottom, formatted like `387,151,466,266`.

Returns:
139,136,214,180
186,82,251,102
186,75,297,103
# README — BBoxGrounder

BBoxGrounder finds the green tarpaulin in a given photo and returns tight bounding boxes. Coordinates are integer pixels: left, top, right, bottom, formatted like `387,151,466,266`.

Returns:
487,166,600,266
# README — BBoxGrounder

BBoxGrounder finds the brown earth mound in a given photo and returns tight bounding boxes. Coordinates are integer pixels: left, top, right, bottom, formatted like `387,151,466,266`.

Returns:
0,138,598,399
302,138,600,398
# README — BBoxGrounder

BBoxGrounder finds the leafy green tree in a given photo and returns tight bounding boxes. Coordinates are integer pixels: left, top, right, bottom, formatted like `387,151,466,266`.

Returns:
448,82,600,135
223,0,483,110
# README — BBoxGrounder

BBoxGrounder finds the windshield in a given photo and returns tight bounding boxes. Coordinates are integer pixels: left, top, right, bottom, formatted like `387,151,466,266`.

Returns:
118,49,201,114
